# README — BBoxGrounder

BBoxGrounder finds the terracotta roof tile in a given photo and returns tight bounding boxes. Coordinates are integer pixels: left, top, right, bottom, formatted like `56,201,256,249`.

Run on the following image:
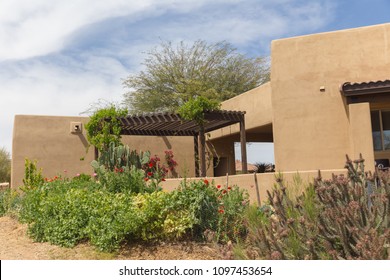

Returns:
341,79,390,96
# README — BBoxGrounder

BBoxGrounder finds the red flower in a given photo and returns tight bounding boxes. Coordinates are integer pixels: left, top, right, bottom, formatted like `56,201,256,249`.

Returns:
217,185,221,189
218,209,225,214
161,178,166,182
149,162,154,168
222,190,227,194
204,179,209,185
227,186,232,190
147,172,153,177
144,178,149,182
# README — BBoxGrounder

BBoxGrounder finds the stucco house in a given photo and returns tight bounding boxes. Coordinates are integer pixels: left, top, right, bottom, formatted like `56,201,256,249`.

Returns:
11,23,390,189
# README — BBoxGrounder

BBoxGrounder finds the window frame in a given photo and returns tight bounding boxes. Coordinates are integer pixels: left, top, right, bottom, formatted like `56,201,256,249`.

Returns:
371,109,390,151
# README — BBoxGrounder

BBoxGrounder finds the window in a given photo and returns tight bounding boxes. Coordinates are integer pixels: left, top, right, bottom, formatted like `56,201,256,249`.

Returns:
371,110,390,150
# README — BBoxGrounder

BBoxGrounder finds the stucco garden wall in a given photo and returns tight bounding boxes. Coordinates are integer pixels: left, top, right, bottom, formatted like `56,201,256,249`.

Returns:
11,115,198,188
161,168,347,205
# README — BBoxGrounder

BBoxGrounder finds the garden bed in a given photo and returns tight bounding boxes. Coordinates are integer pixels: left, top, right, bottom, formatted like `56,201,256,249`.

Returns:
0,216,223,260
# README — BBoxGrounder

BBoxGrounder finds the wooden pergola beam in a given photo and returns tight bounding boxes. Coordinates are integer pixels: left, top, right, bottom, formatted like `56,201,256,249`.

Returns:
114,110,246,177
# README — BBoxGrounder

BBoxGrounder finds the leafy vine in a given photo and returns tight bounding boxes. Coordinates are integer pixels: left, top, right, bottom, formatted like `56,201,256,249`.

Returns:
85,105,128,152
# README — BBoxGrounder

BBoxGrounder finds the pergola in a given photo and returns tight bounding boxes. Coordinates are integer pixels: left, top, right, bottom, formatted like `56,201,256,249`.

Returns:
115,110,248,177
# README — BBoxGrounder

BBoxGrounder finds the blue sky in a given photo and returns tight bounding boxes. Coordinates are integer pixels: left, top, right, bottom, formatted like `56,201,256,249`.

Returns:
1,0,389,163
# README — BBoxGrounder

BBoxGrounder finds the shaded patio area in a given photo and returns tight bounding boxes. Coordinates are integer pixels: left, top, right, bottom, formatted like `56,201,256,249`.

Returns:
114,110,248,177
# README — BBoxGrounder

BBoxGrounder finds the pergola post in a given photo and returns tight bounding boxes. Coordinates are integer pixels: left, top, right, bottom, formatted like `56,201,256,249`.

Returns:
199,125,206,177
94,147,99,161
240,117,248,174
194,134,200,177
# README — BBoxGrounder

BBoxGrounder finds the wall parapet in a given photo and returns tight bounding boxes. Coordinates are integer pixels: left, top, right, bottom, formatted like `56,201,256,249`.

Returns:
160,169,347,205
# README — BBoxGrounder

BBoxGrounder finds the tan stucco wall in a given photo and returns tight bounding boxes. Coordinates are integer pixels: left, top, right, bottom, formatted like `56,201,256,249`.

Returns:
121,135,196,178
270,23,390,172
348,103,375,168
161,169,347,205
208,82,273,175
12,115,95,188
210,82,273,140
11,115,197,188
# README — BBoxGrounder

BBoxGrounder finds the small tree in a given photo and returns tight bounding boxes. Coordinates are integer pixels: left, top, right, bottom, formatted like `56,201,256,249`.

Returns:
0,147,11,183
177,96,221,176
123,40,269,113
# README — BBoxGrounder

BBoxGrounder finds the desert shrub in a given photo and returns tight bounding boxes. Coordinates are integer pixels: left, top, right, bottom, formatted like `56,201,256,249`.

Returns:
0,147,11,183
0,188,22,217
84,191,142,252
171,179,250,242
22,158,44,191
19,180,93,246
72,173,93,182
172,179,219,238
132,191,194,241
216,185,250,242
19,180,138,250
238,155,390,260
19,179,196,251
18,170,250,252
95,166,151,194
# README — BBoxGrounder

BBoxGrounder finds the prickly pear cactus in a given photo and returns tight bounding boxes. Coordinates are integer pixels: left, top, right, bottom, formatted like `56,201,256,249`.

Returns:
92,142,151,171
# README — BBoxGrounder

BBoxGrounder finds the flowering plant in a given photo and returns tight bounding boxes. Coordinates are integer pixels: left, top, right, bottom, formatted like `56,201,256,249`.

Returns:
142,150,178,189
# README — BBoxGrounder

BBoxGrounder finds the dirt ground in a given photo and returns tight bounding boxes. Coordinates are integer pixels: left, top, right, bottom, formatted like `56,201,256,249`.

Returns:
0,216,225,260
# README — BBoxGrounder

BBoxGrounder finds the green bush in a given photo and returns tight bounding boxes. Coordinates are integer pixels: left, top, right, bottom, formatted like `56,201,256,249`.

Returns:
96,166,151,194
171,179,250,242
0,147,11,183
22,158,44,191
19,180,196,251
18,169,250,252
0,188,22,217
20,180,91,246
217,185,249,242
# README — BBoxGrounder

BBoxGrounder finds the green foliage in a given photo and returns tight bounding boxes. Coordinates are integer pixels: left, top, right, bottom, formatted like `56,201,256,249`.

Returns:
85,105,128,152
22,158,44,191
177,96,220,125
95,166,151,194
0,146,11,183
123,40,270,113
0,188,22,217
238,155,390,260
72,173,92,183
92,142,150,171
217,185,250,242
172,180,249,242
18,174,250,252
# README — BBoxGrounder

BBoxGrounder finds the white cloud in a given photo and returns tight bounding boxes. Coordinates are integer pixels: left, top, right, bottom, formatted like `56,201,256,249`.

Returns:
0,0,238,61
0,0,336,61
0,0,338,155
0,54,128,152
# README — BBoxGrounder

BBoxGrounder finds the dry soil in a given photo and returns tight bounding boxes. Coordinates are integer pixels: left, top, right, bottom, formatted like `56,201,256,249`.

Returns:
0,216,224,260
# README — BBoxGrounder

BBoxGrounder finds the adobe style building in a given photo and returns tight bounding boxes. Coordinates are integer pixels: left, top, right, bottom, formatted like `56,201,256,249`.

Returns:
11,23,390,188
